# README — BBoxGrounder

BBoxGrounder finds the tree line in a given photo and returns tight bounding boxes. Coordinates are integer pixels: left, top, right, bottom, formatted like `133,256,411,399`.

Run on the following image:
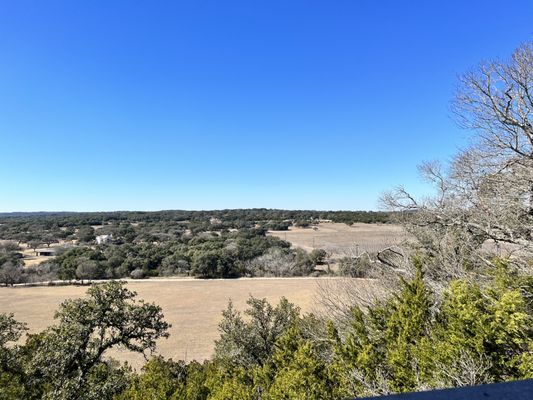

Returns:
0,228,330,284
0,209,391,245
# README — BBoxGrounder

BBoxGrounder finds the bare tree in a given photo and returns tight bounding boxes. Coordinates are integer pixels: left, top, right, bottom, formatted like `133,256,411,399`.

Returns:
0,262,24,286
0,241,20,253
28,240,42,254
434,350,493,388
381,42,533,282
245,248,298,277
315,243,411,328
315,276,388,329
453,42,533,165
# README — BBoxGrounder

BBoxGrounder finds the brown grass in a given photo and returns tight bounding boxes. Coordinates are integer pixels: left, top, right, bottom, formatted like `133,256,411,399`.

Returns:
0,277,379,368
17,241,73,267
268,222,406,257
20,252,52,267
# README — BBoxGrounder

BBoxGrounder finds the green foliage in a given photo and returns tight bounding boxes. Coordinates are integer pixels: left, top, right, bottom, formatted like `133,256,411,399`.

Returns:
50,228,308,281
2,210,378,281
214,297,300,368
294,220,311,228
108,266,533,399
206,366,256,400
115,357,187,400
0,209,391,246
55,247,104,280
328,267,430,395
267,324,335,399
3,254,533,399
428,275,532,383
309,248,327,265
76,225,96,243
329,265,533,396
191,249,238,278
0,281,169,400
0,314,27,400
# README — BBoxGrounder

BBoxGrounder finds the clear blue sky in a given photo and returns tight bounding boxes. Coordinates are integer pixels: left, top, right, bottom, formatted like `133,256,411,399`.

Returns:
1,1,532,212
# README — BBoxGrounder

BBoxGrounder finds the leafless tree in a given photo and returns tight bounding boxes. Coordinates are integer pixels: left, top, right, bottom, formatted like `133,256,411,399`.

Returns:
344,367,393,397
315,243,411,328
0,241,20,253
315,276,389,329
434,350,493,388
381,42,533,283
245,248,298,277
0,262,24,286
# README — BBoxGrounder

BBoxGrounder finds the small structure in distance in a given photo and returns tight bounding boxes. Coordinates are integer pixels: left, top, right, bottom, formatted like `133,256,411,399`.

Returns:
34,248,56,257
96,234,113,245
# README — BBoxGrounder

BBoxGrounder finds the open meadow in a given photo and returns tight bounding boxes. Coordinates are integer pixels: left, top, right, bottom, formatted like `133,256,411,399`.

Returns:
268,222,407,257
0,277,380,368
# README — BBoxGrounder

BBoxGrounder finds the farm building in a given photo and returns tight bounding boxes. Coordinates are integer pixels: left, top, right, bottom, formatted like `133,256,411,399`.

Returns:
96,234,113,245
35,248,56,257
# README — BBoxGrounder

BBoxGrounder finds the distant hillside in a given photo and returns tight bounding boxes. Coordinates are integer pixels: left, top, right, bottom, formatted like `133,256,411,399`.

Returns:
0,209,392,225
0,211,77,218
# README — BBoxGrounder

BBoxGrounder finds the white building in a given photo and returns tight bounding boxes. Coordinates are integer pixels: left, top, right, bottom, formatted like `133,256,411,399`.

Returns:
96,234,113,245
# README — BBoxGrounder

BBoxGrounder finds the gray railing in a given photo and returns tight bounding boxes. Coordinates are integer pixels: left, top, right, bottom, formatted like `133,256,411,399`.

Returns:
360,379,533,399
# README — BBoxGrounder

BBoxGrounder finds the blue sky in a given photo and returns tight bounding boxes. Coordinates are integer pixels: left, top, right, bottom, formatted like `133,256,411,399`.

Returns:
1,1,532,212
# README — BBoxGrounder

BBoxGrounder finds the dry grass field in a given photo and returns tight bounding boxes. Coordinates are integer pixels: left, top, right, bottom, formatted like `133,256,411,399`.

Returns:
19,249,55,267
0,223,396,368
13,241,73,267
268,222,406,257
0,277,380,368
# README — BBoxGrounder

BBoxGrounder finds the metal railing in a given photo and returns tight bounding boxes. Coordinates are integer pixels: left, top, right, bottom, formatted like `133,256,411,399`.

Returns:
360,379,533,399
